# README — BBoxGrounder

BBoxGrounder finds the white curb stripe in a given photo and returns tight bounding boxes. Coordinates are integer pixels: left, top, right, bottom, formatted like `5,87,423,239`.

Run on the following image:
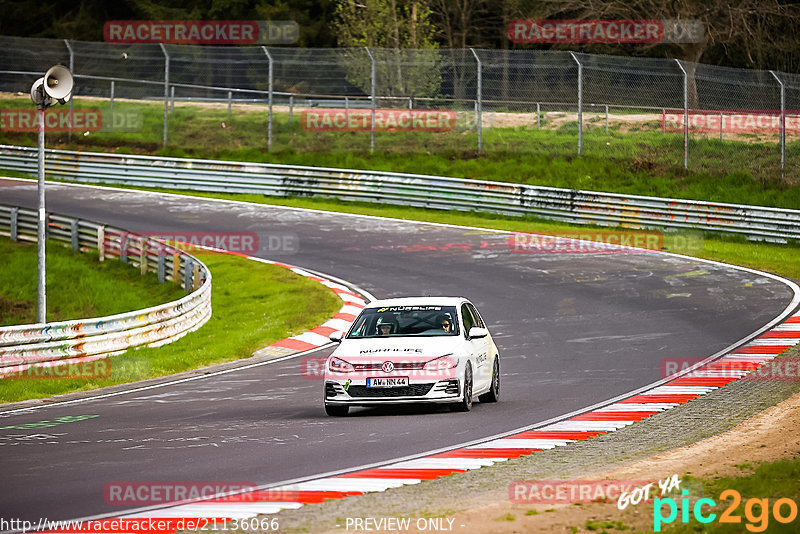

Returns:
540,421,636,432
596,403,678,411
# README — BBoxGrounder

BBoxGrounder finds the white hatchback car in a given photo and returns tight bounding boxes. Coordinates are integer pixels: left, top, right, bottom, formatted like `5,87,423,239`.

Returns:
324,297,500,416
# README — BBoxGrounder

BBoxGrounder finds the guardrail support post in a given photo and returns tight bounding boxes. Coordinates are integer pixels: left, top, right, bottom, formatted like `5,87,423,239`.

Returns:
140,239,147,275
365,47,376,153
675,59,689,169
159,44,169,148
157,253,166,283
770,70,786,173
97,226,105,262
470,48,482,151
570,52,582,156
71,219,79,251
262,46,274,151
184,258,193,293
110,80,115,109
172,253,180,284
192,263,200,291
10,207,18,241
64,39,74,142
120,233,128,264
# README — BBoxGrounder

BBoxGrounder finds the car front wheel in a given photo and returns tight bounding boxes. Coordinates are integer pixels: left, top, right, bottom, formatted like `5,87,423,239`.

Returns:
451,363,473,412
479,357,500,403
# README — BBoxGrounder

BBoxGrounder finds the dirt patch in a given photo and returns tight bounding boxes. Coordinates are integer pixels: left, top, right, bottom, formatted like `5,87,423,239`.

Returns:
0,294,33,325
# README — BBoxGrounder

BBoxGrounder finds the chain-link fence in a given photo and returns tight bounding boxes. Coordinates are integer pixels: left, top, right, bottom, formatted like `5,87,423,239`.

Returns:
0,35,798,181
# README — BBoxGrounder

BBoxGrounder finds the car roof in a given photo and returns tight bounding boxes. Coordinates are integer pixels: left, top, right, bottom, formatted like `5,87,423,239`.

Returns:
364,296,470,308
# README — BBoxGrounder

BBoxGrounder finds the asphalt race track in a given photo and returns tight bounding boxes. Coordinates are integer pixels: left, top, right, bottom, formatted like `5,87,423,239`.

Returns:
0,178,796,524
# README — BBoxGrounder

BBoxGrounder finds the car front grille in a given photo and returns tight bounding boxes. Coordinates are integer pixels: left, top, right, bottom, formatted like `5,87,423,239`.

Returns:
346,383,435,398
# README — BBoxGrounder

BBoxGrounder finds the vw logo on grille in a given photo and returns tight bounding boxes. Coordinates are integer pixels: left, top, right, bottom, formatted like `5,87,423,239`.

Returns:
382,361,395,373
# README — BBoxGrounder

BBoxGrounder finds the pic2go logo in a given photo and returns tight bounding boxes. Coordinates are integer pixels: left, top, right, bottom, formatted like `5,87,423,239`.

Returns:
654,489,799,532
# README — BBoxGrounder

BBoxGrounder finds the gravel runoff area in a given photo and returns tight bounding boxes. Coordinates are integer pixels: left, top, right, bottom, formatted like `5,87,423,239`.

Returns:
273,344,800,533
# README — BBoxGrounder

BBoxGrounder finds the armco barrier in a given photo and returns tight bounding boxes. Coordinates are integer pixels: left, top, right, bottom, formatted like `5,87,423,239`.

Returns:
1,145,799,242
0,203,211,375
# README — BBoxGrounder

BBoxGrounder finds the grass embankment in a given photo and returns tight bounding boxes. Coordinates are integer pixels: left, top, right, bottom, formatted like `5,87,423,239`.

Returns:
658,460,800,533
1,95,798,209
0,239,342,403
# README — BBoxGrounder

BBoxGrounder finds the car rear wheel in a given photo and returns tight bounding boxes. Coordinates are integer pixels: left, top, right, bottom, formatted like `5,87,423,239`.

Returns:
479,357,500,403
451,363,473,412
325,403,349,416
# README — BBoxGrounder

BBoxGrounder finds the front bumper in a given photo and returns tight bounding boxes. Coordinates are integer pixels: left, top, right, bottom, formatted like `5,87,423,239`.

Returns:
325,378,462,405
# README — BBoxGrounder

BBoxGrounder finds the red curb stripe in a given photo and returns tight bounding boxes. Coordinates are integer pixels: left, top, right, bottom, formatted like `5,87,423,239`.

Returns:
509,431,606,440
620,394,700,403
706,361,762,370
337,468,464,480
760,331,800,338
206,490,362,504
334,312,357,322
786,316,800,323
271,262,294,270
271,338,318,351
311,326,338,337
431,448,540,458
571,412,656,421
669,377,737,386
733,346,790,354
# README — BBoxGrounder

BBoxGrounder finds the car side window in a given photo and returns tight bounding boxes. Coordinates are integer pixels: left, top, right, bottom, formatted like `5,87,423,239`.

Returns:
461,303,474,338
467,303,485,328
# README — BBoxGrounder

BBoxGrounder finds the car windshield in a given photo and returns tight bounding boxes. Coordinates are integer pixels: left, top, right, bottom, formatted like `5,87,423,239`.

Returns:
347,305,460,338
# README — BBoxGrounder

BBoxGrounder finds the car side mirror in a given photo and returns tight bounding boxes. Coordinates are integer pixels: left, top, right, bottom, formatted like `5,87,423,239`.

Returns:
329,332,343,343
468,327,488,339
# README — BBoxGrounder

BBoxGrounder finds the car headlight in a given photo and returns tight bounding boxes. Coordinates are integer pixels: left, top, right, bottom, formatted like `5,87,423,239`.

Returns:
423,354,458,371
329,357,355,373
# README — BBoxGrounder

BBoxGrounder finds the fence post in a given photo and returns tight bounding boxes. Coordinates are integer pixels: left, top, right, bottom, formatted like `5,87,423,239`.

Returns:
289,95,294,124
262,46,273,151
170,86,175,113
537,103,540,129
345,96,349,124
675,59,689,169
570,52,582,155
605,105,609,134
172,253,180,284
120,233,128,264
159,43,169,148
719,111,723,141
364,47,376,153
470,48,482,151
770,70,786,172
64,39,74,142
227,90,232,118
110,80,115,109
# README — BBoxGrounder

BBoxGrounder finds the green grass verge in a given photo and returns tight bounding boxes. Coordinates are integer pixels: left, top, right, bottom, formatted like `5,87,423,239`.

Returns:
0,243,342,403
0,238,184,326
658,459,800,533
1,95,798,209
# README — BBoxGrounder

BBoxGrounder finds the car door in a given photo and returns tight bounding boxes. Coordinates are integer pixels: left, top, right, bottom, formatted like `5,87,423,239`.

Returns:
461,303,490,390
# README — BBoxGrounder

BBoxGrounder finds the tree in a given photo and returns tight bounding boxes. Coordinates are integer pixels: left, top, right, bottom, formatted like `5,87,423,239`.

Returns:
333,0,441,99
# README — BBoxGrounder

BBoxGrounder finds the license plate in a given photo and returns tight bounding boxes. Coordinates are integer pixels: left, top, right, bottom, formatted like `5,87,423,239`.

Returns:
366,377,409,387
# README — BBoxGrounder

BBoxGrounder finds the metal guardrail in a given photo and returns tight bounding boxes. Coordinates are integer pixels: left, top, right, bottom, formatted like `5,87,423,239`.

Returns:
1,145,799,242
0,202,212,375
